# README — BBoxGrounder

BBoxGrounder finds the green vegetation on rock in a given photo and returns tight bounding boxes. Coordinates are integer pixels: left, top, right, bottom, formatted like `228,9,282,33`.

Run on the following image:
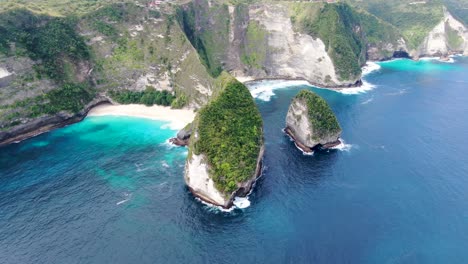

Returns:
445,22,464,49
292,3,365,81
347,0,444,49
176,1,230,77
110,87,175,107
0,10,90,82
2,83,95,123
295,90,341,140
192,73,263,194
241,21,267,69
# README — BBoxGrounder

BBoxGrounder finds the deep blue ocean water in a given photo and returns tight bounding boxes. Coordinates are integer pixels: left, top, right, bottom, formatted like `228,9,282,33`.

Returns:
1,57,468,263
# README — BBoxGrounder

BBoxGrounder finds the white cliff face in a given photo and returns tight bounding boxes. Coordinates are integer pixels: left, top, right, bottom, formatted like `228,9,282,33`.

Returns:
246,4,348,86
286,99,341,149
184,153,228,207
0,67,11,79
286,99,314,147
417,10,468,57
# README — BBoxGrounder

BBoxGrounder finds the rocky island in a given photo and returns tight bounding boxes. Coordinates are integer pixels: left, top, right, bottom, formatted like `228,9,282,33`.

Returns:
184,73,264,208
285,90,342,154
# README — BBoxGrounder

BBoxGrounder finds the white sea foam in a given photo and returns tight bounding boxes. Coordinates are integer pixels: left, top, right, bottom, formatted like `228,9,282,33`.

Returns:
247,80,310,101
385,89,407,96
135,163,149,172
331,138,354,152
197,198,236,212
362,62,381,76
440,58,455,63
233,197,251,208
334,80,376,95
163,139,177,149
116,193,132,205
160,120,188,130
361,97,374,105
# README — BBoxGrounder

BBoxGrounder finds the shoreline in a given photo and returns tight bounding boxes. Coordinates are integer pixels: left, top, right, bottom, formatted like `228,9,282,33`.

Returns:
88,104,195,130
0,101,195,147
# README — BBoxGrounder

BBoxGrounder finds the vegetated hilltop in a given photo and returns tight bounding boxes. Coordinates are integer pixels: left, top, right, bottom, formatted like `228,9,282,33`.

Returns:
285,89,342,153
185,72,264,208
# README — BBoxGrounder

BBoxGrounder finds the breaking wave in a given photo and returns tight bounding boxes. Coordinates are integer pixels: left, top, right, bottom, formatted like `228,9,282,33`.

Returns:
247,80,310,101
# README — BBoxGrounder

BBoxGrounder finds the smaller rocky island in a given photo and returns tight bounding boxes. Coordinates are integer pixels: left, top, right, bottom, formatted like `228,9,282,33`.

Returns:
285,90,342,153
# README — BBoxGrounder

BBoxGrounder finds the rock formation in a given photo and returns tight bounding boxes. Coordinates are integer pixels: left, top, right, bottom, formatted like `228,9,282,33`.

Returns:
285,90,342,153
184,73,264,208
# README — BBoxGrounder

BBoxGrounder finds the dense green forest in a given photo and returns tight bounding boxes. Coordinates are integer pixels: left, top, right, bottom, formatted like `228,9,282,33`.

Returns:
295,90,341,141
110,87,176,107
193,74,263,194
0,9,90,82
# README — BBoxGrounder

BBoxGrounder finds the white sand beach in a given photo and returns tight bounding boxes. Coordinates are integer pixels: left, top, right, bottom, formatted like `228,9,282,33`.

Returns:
87,104,195,130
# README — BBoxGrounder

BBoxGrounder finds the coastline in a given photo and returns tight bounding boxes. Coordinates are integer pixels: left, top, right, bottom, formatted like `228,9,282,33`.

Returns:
88,104,195,130
0,101,195,147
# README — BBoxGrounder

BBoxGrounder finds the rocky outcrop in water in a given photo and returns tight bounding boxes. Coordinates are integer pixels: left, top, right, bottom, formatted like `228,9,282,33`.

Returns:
169,123,193,146
184,74,264,208
285,90,342,153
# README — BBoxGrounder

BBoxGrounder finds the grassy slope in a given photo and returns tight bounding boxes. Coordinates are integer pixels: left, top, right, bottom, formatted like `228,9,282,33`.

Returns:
192,72,263,194
443,0,468,25
346,0,444,50
175,0,230,77
0,0,128,17
240,20,268,69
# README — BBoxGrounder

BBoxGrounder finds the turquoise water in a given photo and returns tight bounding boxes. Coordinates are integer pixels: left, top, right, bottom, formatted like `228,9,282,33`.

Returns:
1,57,468,263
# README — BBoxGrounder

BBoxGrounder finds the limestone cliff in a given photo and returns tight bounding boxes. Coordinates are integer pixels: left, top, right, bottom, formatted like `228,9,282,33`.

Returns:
177,0,364,87
285,90,342,153
184,73,264,208
416,10,468,58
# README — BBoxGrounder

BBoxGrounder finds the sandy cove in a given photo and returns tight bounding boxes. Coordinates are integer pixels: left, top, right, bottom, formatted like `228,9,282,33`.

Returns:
87,104,195,130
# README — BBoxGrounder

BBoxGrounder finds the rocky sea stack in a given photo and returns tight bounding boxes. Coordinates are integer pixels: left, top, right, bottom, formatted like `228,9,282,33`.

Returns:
184,73,264,208
285,90,342,153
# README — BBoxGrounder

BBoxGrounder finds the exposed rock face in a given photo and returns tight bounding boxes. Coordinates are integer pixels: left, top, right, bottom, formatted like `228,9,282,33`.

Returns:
416,10,468,57
178,0,360,88
367,38,409,61
169,123,193,146
185,143,264,208
237,4,350,87
285,90,342,153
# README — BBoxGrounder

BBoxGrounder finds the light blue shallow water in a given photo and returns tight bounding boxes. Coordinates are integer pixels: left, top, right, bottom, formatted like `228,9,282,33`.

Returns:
1,57,468,263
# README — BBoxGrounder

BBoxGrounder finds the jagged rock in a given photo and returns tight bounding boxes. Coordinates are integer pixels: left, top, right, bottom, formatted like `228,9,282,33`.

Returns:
169,123,193,146
285,90,342,153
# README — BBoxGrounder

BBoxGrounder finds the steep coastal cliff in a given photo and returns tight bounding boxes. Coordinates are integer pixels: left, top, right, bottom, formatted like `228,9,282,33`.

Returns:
1,0,468,145
177,0,367,87
285,90,342,153
184,73,263,208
